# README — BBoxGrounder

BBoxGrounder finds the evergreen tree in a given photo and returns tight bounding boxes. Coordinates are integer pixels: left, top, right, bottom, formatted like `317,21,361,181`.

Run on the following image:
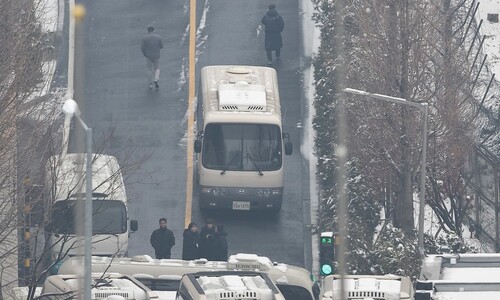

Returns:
345,160,381,274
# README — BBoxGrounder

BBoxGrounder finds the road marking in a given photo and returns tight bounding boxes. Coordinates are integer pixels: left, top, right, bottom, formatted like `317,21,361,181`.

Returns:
184,0,197,229
68,0,75,99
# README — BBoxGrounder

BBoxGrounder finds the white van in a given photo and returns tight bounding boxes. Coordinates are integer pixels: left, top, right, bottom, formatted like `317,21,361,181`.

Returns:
195,65,293,212
45,154,137,263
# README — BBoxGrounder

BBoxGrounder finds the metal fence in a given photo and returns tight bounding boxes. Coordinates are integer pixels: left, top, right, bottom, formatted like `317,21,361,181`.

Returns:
465,146,500,251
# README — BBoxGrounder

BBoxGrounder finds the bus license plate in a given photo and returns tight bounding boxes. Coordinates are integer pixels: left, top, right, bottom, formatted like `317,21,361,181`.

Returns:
232,201,250,210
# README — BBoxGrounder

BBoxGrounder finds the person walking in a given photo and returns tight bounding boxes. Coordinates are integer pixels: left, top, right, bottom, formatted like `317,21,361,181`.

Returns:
199,219,217,260
150,218,175,259
261,4,284,65
182,222,200,260
141,26,163,89
214,224,228,261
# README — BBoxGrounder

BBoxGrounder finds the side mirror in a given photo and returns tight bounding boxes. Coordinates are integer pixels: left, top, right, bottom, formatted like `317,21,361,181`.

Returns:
283,133,293,155
194,139,202,153
130,220,138,232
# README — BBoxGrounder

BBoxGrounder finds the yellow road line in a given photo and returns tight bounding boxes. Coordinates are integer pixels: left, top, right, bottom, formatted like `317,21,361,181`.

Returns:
185,0,197,228
68,0,75,99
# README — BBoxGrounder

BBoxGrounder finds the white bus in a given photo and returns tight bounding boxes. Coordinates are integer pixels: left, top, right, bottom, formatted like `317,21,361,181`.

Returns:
58,253,320,300
195,65,293,212
45,154,138,263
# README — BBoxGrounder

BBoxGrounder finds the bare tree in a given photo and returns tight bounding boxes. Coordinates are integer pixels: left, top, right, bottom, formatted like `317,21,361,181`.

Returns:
338,0,482,237
0,0,50,297
339,0,431,234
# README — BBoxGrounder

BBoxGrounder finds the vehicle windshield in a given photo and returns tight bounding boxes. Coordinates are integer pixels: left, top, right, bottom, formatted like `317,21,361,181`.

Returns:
50,200,127,234
202,123,282,171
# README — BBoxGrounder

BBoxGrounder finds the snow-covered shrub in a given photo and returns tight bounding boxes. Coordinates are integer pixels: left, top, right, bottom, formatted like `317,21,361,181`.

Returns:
425,233,479,254
371,224,421,279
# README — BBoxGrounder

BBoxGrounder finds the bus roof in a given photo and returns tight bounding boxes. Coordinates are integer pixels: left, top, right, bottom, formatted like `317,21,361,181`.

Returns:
181,271,284,300
420,253,500,281
46,154,127,202
321,274,414,300
200,65,281,124
42,273,154,300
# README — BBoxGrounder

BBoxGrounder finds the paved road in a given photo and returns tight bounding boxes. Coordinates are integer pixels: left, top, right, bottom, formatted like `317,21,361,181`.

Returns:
77,0,311,268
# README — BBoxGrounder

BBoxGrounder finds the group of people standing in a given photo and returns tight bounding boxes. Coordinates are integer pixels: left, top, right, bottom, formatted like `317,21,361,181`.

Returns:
150,218,228,261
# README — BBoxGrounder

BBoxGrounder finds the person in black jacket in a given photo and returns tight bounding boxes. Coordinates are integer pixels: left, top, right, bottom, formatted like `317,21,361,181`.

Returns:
199,219,217,260
150,218,175,259
261,4,284,65
214,224,228,261
141,26,163,89
182,222,200,260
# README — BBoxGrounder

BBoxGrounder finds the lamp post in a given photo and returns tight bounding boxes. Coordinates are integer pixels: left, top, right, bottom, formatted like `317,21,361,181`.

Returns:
62,99,93,299
343,88,428,255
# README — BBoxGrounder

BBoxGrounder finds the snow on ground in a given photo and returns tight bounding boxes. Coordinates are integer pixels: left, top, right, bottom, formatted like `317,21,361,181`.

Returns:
37,0,59,33
412,191,492,252
301,0,321,277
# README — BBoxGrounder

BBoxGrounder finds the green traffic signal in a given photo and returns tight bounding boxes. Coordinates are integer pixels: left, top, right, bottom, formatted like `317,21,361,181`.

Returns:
320,233,335,276
321,264,333,276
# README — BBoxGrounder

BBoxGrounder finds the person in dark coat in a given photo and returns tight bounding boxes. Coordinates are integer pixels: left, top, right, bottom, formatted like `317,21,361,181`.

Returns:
141,26,163,89
199,219,217,260
182,222,200,260
214,224,228,261
261,4,284,65
150,218,175,259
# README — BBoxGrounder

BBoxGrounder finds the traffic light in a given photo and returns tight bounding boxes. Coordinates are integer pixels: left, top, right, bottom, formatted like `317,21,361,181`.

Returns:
320,232,335,276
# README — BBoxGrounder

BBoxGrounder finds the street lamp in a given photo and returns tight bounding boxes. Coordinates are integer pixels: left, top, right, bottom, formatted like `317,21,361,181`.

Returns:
343,88,428,255
62,99,93,299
